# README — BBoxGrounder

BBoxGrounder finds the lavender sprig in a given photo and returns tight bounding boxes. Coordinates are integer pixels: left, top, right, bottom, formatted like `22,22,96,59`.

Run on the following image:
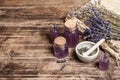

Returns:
83,7,112,42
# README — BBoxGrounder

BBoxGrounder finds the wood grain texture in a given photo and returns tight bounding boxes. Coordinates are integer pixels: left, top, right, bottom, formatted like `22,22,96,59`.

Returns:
0,0,120,80
0,19,120,80
0,0,89,19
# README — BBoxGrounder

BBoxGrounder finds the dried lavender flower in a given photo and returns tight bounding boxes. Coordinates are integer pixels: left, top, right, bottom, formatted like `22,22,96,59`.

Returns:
60,64,66,70
66,1,120,40
56,59,66,63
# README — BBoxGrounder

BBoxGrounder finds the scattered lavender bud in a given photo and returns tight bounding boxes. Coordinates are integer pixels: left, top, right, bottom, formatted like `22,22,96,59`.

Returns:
60,64,66,70
56,59,66,63
9,50,15,57
69,58,72,61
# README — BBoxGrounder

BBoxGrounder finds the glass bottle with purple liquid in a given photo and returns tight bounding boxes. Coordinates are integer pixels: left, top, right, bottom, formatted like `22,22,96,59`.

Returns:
50,24,60,43
99,54,109,71
64,18,79,47
53,36,68,58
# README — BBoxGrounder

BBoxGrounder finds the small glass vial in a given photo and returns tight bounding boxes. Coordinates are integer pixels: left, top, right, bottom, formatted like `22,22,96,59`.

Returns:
50,24,60,43
53,36,68,58
64,18,79,47
99,54,109,71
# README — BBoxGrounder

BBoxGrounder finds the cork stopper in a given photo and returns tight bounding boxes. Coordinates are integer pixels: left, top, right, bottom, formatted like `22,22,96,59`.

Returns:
54,36,66,48
65,18,78,31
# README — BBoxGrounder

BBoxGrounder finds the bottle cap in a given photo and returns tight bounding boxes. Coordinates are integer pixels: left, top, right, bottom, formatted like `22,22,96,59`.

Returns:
65,18,78,31
54,36,66,48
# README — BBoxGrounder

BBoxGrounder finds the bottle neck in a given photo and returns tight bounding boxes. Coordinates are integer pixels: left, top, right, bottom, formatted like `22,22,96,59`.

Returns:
65,26,78,33
54,43,66,49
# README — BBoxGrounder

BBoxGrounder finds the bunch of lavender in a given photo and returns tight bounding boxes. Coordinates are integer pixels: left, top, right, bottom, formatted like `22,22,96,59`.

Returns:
83,7,112,42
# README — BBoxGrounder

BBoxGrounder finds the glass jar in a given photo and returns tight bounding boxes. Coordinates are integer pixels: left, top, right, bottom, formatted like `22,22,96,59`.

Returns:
64,18,79,47
99,54,109,71
53,36,68,58
50,24,60,43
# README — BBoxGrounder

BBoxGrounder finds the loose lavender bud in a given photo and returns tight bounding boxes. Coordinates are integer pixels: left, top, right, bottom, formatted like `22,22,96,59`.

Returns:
56,59,66,63
60,64,66,70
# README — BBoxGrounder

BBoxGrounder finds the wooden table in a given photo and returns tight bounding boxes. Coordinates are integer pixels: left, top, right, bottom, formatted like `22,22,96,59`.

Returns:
0,0,120,80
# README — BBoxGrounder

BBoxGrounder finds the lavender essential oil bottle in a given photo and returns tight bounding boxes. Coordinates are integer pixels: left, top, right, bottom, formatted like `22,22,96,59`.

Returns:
64,18,79,47
99,54,109,71
53,36,68,58
50,24,60,43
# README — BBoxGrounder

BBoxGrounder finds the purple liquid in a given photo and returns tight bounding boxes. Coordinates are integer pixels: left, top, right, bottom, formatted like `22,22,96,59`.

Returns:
50,25,60,43
99,54,109,71
54,44,68,58
64,28,79,47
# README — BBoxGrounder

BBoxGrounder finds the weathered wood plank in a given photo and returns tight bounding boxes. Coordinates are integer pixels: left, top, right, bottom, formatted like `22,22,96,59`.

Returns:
0,0,88,6
0,55,119,79
0,19,64,27
0,0,89,19
0,18,120,79
0,0,119,78
0,19,63,46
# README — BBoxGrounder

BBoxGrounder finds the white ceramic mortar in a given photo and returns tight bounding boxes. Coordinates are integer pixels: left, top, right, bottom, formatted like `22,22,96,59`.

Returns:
75,41,99,63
